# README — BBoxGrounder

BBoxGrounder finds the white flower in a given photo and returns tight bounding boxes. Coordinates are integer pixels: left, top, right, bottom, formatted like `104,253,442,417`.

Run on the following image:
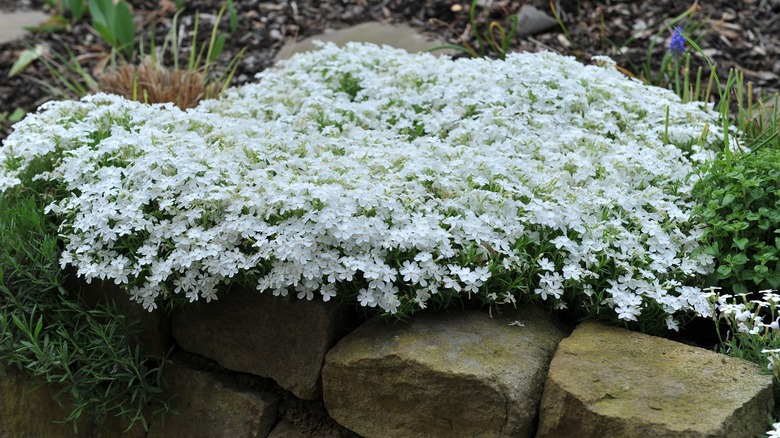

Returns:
767,423,780,438
0,43,722,319
562,263,582,281
665,316,680,332
537,257,555,272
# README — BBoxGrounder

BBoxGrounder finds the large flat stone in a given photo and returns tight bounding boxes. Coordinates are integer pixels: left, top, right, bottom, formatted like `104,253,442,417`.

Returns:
322,306,569,438
537,321,774,438
171,287,355,399
0,11,51,44
274,22,453,63
147,357,278,438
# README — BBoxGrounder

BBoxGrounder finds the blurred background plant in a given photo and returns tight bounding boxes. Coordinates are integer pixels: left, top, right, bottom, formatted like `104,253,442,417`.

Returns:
427,0,519,59
9,0,242,109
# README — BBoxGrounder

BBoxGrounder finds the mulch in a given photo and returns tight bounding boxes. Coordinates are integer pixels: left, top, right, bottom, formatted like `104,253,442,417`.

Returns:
1,1,779,133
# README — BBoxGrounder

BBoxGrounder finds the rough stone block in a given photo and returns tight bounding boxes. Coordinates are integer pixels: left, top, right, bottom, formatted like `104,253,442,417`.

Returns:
68,276,172,357
322,306,569,438
171,287,355,399
148,358,278,438
537,321,774,438
0,371,145,438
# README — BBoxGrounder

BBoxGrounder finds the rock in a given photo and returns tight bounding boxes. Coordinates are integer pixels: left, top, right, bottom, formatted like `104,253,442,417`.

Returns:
0,11,51,44
267,420,307,438
274,22,453,63
147,357,278,438
0,371,88,438
515,5,559,36
0,371,145,438
171,287,355,400
537,321,774,438
69,276,173,358
322,306,570,438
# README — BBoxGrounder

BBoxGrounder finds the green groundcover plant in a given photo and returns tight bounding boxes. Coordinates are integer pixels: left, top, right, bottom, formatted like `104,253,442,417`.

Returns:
2,43,725,330
693,145,780,294
0,163,169,431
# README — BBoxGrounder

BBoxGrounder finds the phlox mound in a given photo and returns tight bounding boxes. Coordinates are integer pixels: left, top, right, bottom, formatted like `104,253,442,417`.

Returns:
0,43,722,327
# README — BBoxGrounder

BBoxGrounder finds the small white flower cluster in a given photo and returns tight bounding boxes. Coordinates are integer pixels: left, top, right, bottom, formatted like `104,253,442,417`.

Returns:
768,422,780,438
711,289,780,382
1,43,722,322
715,290,780,335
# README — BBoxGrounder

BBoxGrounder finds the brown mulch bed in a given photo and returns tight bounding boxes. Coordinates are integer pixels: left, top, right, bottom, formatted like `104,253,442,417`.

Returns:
1,0,779,139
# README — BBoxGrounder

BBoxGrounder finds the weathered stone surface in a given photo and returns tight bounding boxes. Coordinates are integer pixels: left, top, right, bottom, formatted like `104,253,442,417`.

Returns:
148,358,278,438
515,5,559,36
70,277,173,357
0,371,87,438
322,306,570,438
267,420,307,438
0,371,145,438
537,321,774,438
0,11,51,44
274,22,453,62
171,287,355,399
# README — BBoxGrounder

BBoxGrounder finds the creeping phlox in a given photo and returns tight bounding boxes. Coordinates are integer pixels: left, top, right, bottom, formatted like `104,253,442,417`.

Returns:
0,43,722,325
711,289,780,376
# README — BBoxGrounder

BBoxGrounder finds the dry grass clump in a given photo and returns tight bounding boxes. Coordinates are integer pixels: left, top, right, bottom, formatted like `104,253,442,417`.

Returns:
98,57,221,109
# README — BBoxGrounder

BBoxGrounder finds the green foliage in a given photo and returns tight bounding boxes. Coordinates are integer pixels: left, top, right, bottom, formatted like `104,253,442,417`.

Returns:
10,1,243,108
0,169,169,432
693,146,780,294
8,44,45,78
89,0,135,59
226,0,238,34
29,0,86,30
0,108,26,124
61,0,87,22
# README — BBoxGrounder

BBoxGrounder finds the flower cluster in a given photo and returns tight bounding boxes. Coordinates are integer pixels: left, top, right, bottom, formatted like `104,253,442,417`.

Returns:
711,289,780,376
769,422,780,438
669,27,686,56
0,43,723,324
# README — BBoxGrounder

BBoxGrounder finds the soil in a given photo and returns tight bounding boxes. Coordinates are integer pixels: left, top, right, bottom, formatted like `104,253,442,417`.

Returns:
1,0,778,435
2,0,780,143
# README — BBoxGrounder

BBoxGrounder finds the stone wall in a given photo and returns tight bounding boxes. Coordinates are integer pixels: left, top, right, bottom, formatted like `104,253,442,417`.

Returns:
1,285,775,438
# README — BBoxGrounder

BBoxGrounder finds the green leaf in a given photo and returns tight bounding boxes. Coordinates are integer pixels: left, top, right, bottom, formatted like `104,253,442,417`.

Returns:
767,273,780,289
716,265,732,278
8,45,45,77
227,0,237,33
208,35,226,63
753,264,769,279
8,108,26,123
721,193,735,207
91,22,117,48
68,0,87,21
113,1,135,59
731,253,749,266
733,237,749,250
89,0,118,47
703,242,720,257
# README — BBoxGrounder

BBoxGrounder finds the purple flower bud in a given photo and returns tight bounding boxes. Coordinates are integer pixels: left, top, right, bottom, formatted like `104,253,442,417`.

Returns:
670,27,686,56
